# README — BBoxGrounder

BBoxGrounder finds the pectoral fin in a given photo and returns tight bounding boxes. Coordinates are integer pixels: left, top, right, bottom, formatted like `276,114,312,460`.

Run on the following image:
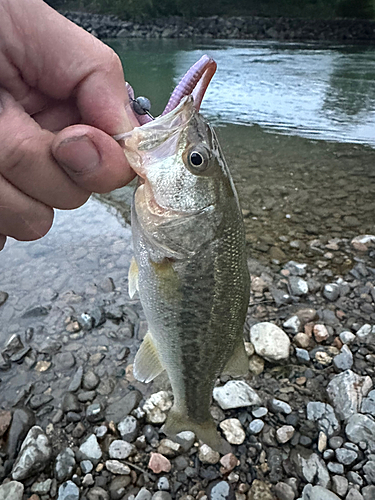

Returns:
133,331,165,383
128,257,139,298
222,338,249,377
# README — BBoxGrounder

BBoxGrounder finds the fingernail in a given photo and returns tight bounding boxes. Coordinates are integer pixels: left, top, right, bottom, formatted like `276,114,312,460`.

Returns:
55,135,100,176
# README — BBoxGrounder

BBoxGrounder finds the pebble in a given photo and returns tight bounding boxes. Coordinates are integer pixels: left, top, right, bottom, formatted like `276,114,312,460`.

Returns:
118,415,139,442
86,403,104,423
83,370,100,390
270,398,292,415
313,324,329,342
11,426,51,480
151,492,172,500
55,447,76,482
327,462,344,474
335,447,357,465
323,283,340,301
68,366,84,392
345,414,375,452
220,453,239,473
327,370,372,420
295,347,310,363
294,333,311,349
361,389,375,416
57,481,80,500
276,425,295,444
248,419,264,434
143,391,173,424
31,478,52,495
109,439,135,459
283,315,301,334
81,460,93,473
87,486,110,500
252,407,268,418
333,345,353,371
339,331,356,344
148,453,172,473
274,481,296,500
301,484,340,500
175,431,195,451
0,290,8,306
105,459,131,475
0,481,24,500
135,488,152,500
157,477,170,491
213,380,261,409
299,453,330,487
219,418,245,445
289,276,309,296
157,438,182,457
249,354,265,375
79,434,102,462
0,410,12,437
362,486,375,500
198,444,220,464
346,490,364,500
351,234,375,251
82,473,95,487
250,322,290,361
331,475,348,497
356,324,374,342
306,401,340,436
247,479,274,500
205,480,234,500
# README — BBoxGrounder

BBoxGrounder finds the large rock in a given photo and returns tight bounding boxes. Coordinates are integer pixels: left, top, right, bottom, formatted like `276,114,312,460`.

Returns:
345,414,375,452
326,370,372,421
301,484,340,500
306,402,340,436
213,380,261,410
250,322,290,361
0,481,24,500
12,426,51,480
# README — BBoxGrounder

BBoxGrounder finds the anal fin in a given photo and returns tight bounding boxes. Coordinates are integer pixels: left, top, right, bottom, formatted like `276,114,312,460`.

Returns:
133,331,165,383
128,257,139,298
222,338,249,377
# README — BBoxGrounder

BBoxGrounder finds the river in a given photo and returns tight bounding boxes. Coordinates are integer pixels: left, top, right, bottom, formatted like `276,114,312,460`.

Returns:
1,39,375,344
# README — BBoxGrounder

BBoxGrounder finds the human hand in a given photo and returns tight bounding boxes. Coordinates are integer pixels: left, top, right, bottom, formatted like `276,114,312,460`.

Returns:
0,0,139,250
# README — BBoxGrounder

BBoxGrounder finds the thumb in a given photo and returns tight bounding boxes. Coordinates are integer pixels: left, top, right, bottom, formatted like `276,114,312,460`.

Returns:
52,125,136,193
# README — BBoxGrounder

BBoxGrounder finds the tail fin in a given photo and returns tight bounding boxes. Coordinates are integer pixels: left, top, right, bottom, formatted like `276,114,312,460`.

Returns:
162,406,231,455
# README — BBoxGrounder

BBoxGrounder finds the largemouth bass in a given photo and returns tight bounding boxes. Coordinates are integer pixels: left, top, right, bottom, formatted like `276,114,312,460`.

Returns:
119,56,250,452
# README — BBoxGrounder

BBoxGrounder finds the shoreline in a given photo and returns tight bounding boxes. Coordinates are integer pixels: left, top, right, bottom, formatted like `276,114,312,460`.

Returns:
61,11,375,43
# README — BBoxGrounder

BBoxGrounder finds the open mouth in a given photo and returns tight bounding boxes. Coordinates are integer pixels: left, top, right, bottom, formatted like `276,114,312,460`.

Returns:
127,55,216,127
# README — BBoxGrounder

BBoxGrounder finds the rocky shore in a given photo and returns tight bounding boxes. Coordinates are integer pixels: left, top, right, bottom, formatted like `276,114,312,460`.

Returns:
61,11,375,42
1,231,375,500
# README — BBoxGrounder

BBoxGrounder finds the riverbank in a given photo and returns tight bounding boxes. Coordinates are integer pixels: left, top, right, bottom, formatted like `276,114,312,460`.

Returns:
62,11,375,42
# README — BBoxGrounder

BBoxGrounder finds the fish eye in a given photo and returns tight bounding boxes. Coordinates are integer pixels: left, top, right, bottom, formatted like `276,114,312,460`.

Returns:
189,151,204,167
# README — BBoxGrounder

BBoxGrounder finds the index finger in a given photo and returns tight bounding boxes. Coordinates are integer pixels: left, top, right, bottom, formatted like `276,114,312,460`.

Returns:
0,0,138,134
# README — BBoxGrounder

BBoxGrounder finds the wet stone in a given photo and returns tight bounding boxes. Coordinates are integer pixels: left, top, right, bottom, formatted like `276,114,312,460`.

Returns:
207,480,234,500
148,452,171,473
86,403,105,423
78,390,96,402
0,481,24,500
274,482,296,500
62,392,81,413
118,415,139,442
333,345,353,371
135,488,152,500
54,352,75,370
109,439,135,459
72,421,86,438
79,434,102,462
12,425,51,481
55,447,76,481
327,462,344,474
250,322,290,361
29,394,53,410
219,418,245,445
83,371,100,390
199,444,220,464
270,398,292,415
5,407,35,460
213,380,261,409
248,419,264,434
68,366,83,392
331,475,348,497
0,409,12,437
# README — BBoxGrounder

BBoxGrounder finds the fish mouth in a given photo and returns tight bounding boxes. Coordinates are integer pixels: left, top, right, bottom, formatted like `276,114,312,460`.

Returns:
114,55,217,139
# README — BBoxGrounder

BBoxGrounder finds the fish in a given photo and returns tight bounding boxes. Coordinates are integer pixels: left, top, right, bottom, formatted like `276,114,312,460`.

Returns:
119,56,250,452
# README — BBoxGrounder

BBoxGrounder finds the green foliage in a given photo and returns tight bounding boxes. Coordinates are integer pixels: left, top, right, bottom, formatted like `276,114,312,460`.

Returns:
336,0,374,19
46,0,375,19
